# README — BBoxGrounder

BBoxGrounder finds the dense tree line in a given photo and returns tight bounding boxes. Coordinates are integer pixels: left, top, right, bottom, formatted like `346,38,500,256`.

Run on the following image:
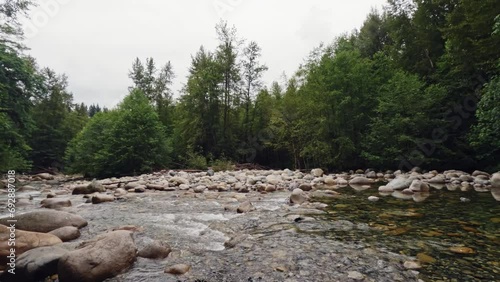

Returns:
1,0,499,177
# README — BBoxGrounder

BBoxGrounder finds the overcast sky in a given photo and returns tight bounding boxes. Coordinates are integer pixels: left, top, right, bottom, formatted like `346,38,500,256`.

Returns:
21,0,387,108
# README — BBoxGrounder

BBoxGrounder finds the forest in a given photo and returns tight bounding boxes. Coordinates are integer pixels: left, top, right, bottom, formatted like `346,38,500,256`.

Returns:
1,0,499,178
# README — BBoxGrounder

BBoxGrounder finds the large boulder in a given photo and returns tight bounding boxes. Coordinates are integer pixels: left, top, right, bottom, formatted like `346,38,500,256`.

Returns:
0,210,88,233
49,226,81,242
0,245,72,282
41,198,72,210
58,230,137,282
0,224,62,267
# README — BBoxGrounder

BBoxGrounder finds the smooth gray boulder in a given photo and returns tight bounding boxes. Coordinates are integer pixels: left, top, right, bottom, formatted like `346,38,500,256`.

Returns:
0,210,87,233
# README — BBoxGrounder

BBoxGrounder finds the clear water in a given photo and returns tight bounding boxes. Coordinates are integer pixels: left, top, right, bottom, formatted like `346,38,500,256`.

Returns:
313,185,500,282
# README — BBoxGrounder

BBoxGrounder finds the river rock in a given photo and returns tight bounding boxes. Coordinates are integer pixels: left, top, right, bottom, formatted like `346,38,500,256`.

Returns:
324,177,336,186
368,196,379,202
165,264,191,275
472,170,490,177
49,226,81,242
366,171,377,179
0,224,63,267
92,194,115,204
36,173,54,180
0,245,71,282
114,188,128,197
58,230,137,282
0,210,87,233
378,185,394,192
491,172,500,188
428,175,446,183
290,188,308,205
194,185,207,193
41,198,72,210
237,201,255,213
336,178,348,185
349,177,373,185
72,180,105,195
409,180,429,192
299,183,313,191
387,176,414,190
311,168,324,177
169,177,189,186
403,261,422,269
138,240,171,259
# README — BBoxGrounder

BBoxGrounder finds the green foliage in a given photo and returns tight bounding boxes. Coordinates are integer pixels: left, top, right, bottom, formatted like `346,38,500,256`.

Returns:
185,151,208,170
210,158,234,172
65,90,170,178
362,71,446,167
470,75,500,166
0,43,39,171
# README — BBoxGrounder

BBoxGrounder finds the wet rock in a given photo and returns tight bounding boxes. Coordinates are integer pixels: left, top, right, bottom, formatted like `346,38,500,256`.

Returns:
0,224,62,266
492,187,500,201
378,185,394,192
409,180,429,192
92,194,115,204
58,230,137,282
311,190,340,199
49,226,81,242
138,240,171,259
449,246,475,254
368,196,380,202
349,177,373,185
165,263,191,275
290,188,308,205
491,172,500,188
237,201,255,213
0,210,87,232
417,253,436,264
0,245,71,282
311,168,324,177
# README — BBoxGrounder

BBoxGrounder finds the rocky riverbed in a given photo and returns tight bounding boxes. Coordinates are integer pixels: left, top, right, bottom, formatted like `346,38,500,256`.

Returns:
0,168,499,282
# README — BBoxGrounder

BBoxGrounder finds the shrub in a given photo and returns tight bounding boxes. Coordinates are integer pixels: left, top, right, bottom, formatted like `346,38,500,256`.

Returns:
65,89,170,178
